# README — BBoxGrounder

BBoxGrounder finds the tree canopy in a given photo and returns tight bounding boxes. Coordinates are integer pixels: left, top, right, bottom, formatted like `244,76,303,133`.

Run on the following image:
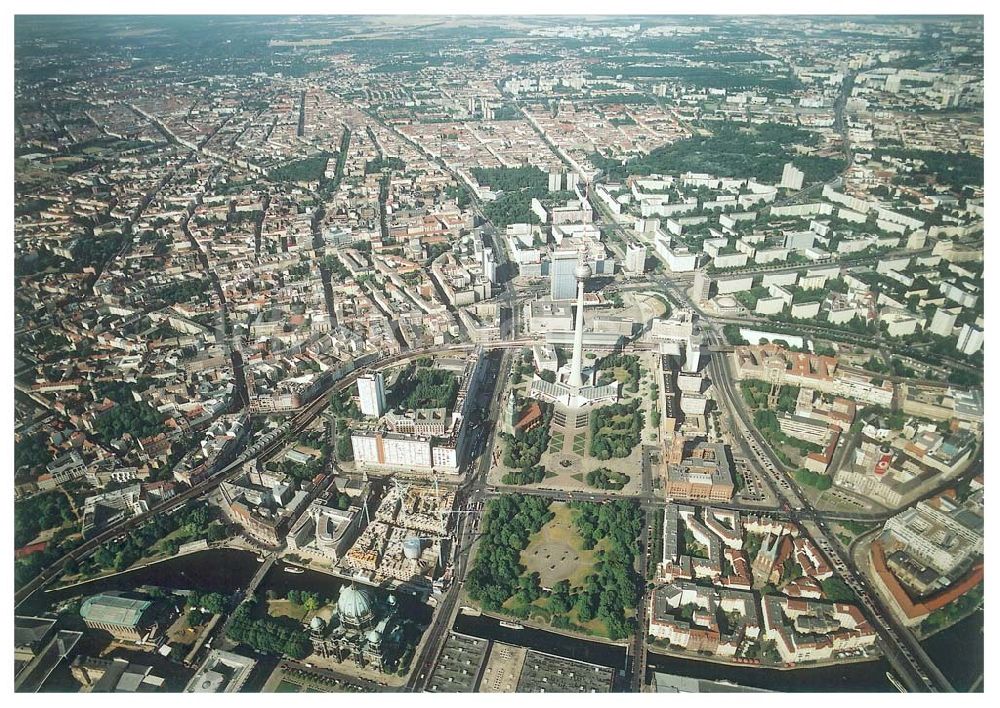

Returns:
568,500,643,640
465,495,554,611
391,365,459,410
610,122,844,184
226,595,311,659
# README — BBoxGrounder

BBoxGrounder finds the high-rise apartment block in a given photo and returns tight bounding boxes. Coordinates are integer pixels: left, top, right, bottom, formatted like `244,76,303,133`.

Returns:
693,270,712,303
625,241,647,275
780,162,804,190
549,249,580,301
357,372,387,418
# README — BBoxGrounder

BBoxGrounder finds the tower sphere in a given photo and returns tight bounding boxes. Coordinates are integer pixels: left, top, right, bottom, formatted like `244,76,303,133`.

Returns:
574,263,592,281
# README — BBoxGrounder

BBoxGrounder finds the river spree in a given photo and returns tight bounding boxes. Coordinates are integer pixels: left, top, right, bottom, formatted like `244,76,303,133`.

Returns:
455,613,899,692
21,547,981,693
21,548,431,623
21,548,261,615
645,650,895,692
453,613,628,670
456,610,984,693
920,609,984,692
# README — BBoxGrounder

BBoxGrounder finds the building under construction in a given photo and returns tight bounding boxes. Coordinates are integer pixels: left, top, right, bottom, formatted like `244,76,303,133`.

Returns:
340,483,456,589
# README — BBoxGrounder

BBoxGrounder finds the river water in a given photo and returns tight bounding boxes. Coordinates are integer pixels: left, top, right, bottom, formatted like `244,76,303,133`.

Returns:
645,650,894,692
22,548,431,623
919,609,984,692
23,548,982,692
453,613,628,670
454,611,984,693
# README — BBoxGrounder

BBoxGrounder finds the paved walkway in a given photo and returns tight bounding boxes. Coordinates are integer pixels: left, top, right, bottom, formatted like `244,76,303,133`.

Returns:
555,408,588,455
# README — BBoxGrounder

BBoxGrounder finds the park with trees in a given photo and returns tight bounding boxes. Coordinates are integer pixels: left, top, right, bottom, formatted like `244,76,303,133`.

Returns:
872,148,982,190
563,500,643,640
465,494,555,611
605,122,844,185
77,502,227,578
795,467,833,491
390,364,459,411
14,433,53,476
481,188,545,228
589,399,644,460
585,467,630,491
269,152,333,185
93,399,165,443
188,590,230,616
920,582,982,637
470,166,547,193
466,496,642,641
740,380,799,414
470,166,565,229
15,490,74,548
499,401,553,470
501,465,548,486
226,594,312,659
595,353,642,393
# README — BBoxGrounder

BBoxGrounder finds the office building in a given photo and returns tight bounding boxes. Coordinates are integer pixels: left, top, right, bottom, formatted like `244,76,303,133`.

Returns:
185,650,257,693
783,230,816,250
481,247,498,284
957,324,983,355
524,300,574,333
663,442,735,502
683,336,702,373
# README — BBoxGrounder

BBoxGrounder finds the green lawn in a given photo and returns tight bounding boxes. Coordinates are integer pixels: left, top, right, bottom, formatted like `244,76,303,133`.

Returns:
519,504,608,589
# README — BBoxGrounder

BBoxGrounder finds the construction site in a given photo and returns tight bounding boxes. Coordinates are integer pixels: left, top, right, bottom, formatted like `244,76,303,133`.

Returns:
339,482,458,591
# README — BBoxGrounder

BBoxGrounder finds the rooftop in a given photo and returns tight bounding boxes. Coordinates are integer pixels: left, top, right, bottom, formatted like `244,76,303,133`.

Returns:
79,593,152,628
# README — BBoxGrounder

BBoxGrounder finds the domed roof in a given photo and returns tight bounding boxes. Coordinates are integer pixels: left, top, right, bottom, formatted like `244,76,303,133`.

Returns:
402,536,423,560
310,615,326,631
337,584,374,623
366,628,382,644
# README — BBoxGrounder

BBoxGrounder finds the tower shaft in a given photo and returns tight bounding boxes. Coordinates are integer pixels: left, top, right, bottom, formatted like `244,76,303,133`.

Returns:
568,278,586,388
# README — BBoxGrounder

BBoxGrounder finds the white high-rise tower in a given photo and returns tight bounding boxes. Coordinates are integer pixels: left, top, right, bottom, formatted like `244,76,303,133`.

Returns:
526,256,618,410
567,260,592,389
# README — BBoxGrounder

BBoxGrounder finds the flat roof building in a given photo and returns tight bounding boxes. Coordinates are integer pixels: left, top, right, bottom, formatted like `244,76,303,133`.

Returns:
426,632,489,692
184,649,257,693
516,649,614,692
